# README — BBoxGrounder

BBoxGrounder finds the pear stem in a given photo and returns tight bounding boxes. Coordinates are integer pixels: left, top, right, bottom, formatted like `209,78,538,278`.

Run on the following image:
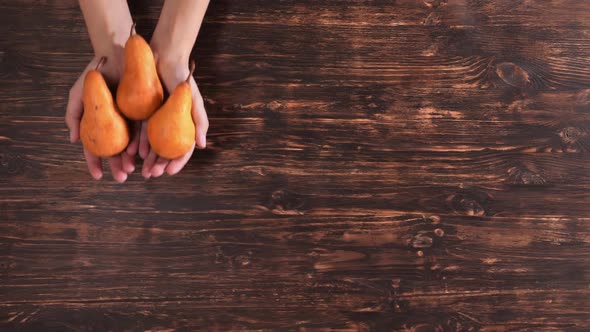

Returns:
186,60,196,83
130,22,136,38
96,56,107,71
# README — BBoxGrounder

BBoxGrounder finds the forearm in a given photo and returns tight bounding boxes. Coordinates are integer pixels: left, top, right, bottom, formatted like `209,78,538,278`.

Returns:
151,0,210,65
79,0,133,57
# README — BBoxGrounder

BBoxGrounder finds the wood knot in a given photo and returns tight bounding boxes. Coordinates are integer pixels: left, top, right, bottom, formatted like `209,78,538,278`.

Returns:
203,97,217,105
483,258,499,265
495,62,531,88
434,228,445,237
506,99,531,114
423,0,447,8
507,166,547,185
556,126,589,152
446,188,492,216
0,151,24,175
423,12,443,26
428,215,441,224
0,261,14,270
265,100,284,111
240,166,269,176
266,189,306,215
458,198,484,216
558,127,584,144
411,232,434,249
411,323,436,332
234,255,252,267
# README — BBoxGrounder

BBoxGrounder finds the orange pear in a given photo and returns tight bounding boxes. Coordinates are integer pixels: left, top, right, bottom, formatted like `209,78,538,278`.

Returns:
147,61,196,160
80,57,129,157
116,23,163,120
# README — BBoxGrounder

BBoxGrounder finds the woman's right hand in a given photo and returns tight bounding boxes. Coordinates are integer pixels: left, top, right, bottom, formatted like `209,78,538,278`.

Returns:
65,54,140,183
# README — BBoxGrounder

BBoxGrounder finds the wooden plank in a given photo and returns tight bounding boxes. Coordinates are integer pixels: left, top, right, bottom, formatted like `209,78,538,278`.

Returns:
1,0,589,330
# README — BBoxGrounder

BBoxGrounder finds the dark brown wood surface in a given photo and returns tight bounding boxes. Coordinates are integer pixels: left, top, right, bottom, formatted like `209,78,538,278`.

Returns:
1,0,590,330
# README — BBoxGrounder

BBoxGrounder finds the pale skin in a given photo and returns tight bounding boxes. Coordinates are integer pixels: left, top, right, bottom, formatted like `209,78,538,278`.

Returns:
66,0,210,182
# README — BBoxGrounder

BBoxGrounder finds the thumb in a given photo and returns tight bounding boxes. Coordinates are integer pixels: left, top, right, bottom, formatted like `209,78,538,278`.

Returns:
65,59,98,143
190,79,209,149
65,79,84,143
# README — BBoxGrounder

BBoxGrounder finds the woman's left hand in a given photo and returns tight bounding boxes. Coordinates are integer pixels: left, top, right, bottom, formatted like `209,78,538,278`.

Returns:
138,58,209,178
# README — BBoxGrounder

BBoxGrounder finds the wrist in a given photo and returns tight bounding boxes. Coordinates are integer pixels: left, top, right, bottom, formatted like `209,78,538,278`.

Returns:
79,0,132,59
93,23,130,58
156,57,191,84
150,33,190,68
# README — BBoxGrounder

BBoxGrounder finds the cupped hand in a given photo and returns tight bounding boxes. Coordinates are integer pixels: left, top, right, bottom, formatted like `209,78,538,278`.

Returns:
65,52,141,183
138,58,209,178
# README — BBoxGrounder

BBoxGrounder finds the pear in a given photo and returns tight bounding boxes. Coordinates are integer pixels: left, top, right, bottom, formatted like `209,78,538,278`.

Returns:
116,23,164,120
80,57,129,157
147,61,196,160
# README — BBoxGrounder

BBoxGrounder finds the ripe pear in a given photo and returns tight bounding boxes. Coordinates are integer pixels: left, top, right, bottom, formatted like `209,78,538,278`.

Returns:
116,23,163,120
147,61,196,160
80,57,129,157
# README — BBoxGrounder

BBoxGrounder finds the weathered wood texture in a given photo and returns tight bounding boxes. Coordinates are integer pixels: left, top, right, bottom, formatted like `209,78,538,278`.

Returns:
1,0,590,330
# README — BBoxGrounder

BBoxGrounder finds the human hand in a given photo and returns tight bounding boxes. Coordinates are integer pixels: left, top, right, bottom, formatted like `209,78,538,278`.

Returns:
138,58,209,178
139,0,210,178
65,53,141,183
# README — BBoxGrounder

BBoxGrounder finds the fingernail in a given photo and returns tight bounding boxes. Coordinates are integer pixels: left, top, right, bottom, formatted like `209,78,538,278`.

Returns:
117,173,128,183
197,133,207,148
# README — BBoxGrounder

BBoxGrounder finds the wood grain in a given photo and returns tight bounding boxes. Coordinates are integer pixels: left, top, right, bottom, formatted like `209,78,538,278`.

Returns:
1,0,590,330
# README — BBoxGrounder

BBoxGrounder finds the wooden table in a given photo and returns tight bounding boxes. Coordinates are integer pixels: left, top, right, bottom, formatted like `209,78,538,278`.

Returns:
1,0,589,330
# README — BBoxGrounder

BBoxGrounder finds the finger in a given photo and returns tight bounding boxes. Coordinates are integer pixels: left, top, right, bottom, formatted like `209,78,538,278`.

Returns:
166,143,195,175
108,157,128,183
126,121,141,156
142,149,158,178
139,121,150,159
191,79,209,149
83,148,103,180
65,79,84,143
121,151,136,174
150,157,169,178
